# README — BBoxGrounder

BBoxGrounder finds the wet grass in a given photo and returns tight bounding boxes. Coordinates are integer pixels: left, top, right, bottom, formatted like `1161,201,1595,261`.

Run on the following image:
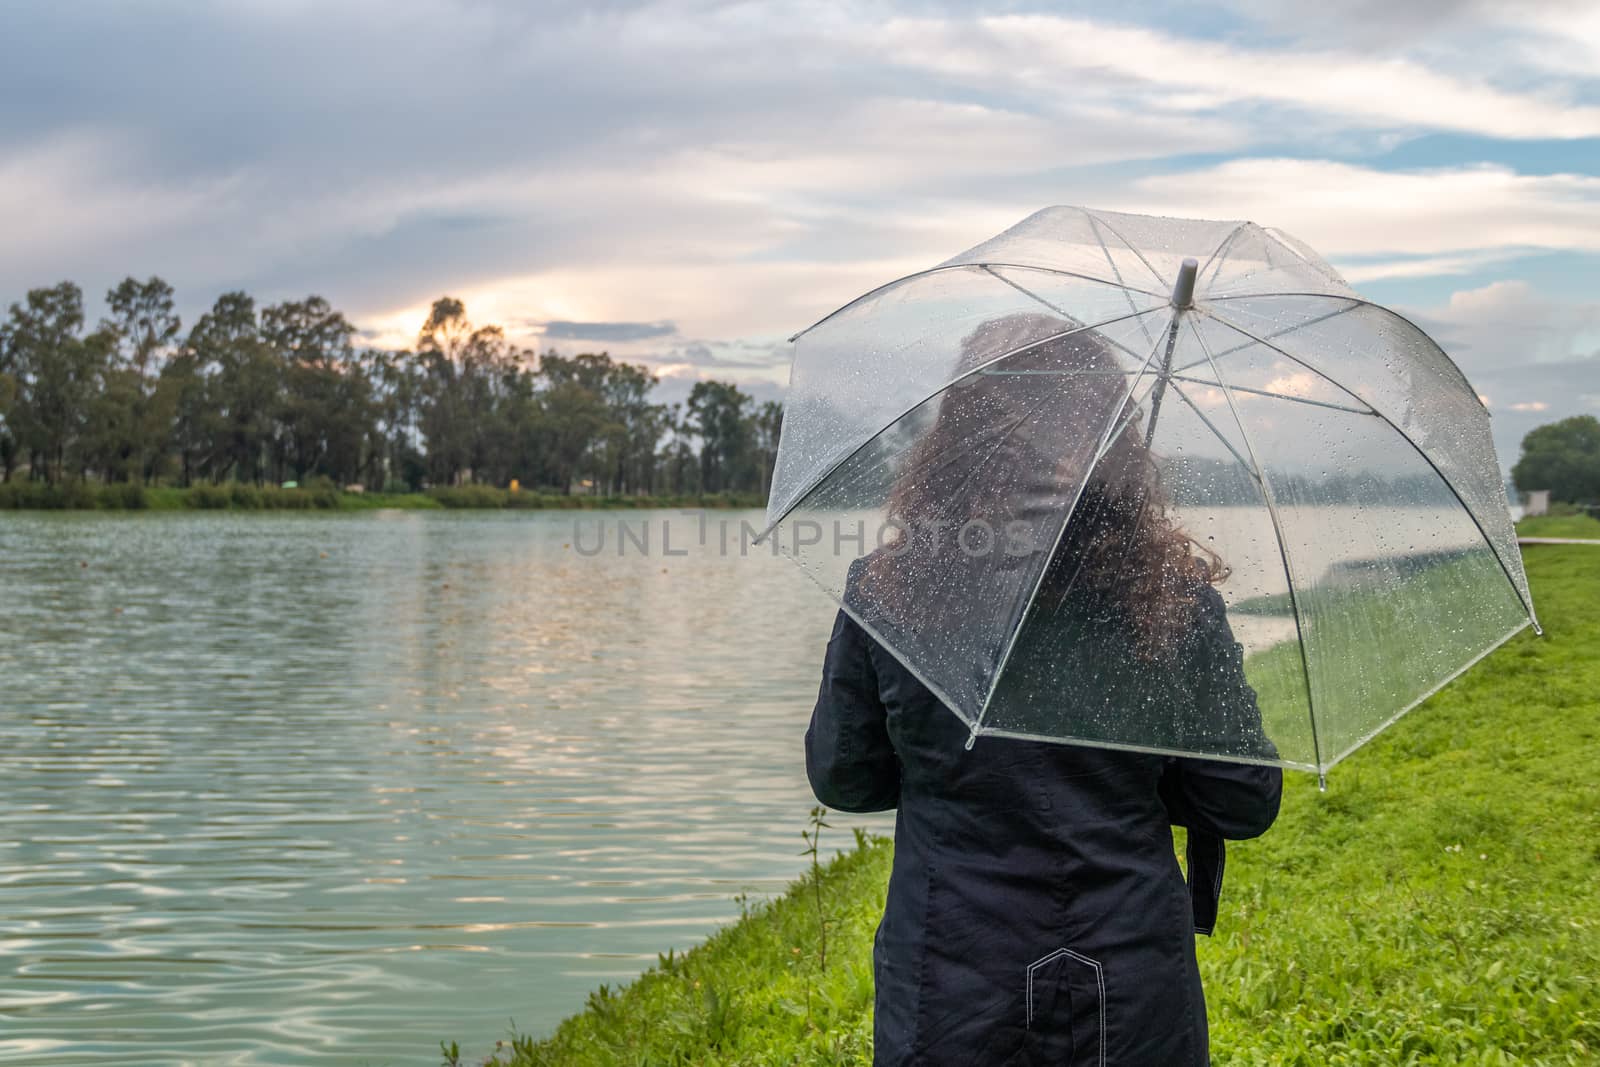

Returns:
1517,513,1600,540
1239,551,1529,767
461,545,1599,1065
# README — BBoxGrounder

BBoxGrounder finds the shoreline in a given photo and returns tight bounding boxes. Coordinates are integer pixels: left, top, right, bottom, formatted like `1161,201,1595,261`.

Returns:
0,483,766,513
464,543,1600,1065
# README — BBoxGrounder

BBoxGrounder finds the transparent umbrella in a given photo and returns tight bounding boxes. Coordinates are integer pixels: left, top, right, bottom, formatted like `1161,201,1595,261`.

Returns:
762,206,1538,783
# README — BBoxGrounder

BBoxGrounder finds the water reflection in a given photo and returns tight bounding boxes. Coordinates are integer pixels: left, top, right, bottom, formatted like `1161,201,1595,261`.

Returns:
0,511,881,1066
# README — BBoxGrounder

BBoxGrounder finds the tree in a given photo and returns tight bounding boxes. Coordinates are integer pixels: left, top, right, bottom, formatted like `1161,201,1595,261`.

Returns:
371,348,426,490
688,380,756,494
751,399,783,495
99,277,182,483
262,296,368,484
532,358,608,492
2,282,108,483
159,348,211,486
414,297,530,487
0,319,18,481
658,403,700,493
104,276,181,377
1512,415,1600,505
188,292,277,485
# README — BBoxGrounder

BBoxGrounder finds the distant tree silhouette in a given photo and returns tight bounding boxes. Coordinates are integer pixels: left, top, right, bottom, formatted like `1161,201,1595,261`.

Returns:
0,278,781,495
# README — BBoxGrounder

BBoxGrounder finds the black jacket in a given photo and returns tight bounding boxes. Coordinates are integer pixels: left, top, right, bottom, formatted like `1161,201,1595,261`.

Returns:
806,587,1282,1066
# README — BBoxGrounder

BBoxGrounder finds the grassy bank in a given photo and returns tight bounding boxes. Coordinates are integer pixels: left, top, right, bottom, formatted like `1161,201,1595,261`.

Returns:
469,543,1600,1066
1518,512,1600,540
0,482,765,512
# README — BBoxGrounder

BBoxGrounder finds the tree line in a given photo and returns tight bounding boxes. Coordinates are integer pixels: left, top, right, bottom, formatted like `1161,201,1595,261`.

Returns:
0,277,784,496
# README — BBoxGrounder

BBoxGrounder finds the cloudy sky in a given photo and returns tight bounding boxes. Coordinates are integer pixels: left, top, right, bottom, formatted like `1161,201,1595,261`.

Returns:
3,0,1598,468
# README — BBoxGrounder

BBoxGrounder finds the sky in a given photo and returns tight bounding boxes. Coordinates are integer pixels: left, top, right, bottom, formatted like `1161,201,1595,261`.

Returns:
2,0,1598,470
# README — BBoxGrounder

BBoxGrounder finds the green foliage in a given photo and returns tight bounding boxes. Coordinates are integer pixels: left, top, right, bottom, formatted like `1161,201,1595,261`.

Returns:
229,484,264,510
0,481,764,511
1512,416,1600,504
464,547,1600,1066
425,486,766,511
0,480,97,509
800,806,833,979
97,482,148,510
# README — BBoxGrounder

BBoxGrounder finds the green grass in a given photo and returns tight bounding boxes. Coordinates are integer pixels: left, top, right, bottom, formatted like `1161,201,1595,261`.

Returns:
466,544,1600,1066
1517,513,1600,540
0,482,765,512
1234,550,1528,766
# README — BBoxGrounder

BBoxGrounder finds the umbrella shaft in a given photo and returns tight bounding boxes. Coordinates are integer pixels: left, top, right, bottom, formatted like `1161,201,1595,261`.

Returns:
1143,314,1185,449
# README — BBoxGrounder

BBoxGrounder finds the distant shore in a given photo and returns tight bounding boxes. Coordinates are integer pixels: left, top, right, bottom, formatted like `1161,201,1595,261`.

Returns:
0,482,766,512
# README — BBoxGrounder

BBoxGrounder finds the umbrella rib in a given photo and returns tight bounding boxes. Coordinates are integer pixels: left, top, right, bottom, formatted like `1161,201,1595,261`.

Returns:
1168,374,1372,416
981,264,1157,352
1185,318,1327,783
1195,313,1384,415
977,726,1308,771
1203,293,1484,408
1083,209,1170,291
1263,228,1358,293
1199,223,1291,295
1165,380,1263,477
760,307,1167,540
1077,215,1163,344
1167,300,1362,376
973,311,1178,738
792,569,979,729
1206,315,1541,635
787,263,1165,343
1194,221,1249,291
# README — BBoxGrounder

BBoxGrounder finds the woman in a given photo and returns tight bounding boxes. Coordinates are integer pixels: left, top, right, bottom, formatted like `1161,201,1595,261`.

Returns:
806,314,1282,1065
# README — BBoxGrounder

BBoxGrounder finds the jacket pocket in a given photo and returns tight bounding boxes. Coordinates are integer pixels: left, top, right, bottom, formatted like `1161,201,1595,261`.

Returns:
1025,948,1104,1066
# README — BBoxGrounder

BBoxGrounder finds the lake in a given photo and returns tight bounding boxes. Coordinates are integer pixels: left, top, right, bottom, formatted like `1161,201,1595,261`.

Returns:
0,510,885,1066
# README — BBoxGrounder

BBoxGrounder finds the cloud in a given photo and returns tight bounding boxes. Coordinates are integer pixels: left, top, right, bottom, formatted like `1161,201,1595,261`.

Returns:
882,12,1600,139
0,130,245,284
541,321,677,342
1122,159,1600,259
1419,280,1600,368
1217,0,1591,46
1399,280,1600,467
2,0,1600,412
1338,250,1527,284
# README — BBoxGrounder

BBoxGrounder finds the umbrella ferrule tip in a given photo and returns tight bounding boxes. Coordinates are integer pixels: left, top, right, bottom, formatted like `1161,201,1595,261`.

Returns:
1171,257,1199,309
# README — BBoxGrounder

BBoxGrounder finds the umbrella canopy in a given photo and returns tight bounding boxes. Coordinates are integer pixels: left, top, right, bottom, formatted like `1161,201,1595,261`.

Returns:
763,206,1538,780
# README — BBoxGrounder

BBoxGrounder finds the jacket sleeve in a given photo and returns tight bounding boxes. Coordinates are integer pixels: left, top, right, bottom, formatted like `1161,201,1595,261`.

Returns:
1159,756,1281,841
1160,586,1283,841
805,609,901,813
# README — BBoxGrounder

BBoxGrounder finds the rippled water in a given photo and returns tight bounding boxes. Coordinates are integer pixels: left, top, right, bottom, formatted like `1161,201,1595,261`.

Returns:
0,510,884,1066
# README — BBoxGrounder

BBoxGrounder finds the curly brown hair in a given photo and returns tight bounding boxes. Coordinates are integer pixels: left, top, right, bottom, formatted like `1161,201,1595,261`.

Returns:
865,312,1225,662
